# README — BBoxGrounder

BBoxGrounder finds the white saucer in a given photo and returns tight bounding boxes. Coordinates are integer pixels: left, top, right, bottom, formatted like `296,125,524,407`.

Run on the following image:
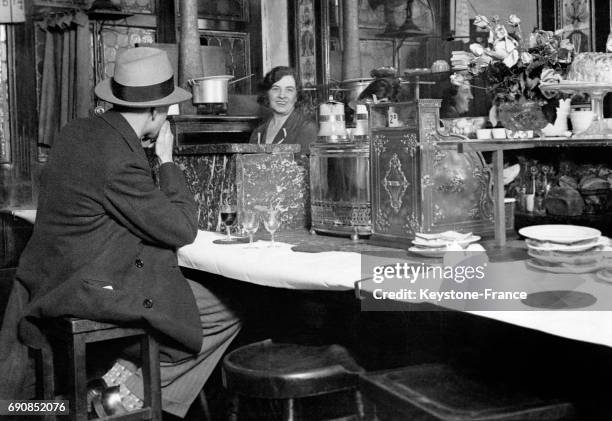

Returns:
519,225,601,244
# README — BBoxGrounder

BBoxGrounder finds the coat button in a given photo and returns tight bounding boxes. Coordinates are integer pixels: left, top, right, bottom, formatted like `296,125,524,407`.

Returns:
135,259,144,268
143,298,153,309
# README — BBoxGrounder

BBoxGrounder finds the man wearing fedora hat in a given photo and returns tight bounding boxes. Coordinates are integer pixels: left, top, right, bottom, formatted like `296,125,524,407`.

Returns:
8,47,241,417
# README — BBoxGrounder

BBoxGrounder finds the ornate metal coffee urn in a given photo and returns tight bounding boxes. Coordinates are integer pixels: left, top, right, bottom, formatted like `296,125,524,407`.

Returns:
310,99,371,239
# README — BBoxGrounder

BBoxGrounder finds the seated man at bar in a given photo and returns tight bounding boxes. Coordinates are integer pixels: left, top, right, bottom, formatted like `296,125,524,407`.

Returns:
249,66,317,154
0,47,241,418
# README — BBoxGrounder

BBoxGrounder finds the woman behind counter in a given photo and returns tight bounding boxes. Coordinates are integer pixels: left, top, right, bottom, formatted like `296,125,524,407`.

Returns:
249,66,317,154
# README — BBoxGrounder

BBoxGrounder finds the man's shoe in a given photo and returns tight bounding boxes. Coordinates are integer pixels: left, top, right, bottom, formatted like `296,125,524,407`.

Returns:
91,385,128,418
86,378,108,417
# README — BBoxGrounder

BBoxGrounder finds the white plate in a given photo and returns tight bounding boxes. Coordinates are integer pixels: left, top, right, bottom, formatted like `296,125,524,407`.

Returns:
412,235,481,249
408,246,446,258
526,259,604,274
525,236,608,253
519,225,601,244
527,249,602,265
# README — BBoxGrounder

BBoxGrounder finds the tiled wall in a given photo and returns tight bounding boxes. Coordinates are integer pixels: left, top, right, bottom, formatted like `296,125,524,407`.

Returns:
99,25,156,78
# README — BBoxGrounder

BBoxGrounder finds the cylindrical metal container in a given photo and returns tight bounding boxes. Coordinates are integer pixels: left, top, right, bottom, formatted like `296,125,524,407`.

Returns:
341,78,373,109
189,75,234,104
318,97,348,142
309,142,371,236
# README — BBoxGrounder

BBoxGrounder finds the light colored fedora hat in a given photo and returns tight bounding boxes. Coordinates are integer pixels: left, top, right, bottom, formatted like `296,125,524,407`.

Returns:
95,47,191,107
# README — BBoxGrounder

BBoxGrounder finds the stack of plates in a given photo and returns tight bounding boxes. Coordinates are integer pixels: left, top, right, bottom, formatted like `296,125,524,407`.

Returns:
450,51,473,70
520,225,611,273
408,231,481,258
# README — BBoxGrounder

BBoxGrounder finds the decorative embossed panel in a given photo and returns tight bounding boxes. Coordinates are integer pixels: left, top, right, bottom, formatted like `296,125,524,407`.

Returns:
369,100,495,246
429,149,492,224
370,129,422,240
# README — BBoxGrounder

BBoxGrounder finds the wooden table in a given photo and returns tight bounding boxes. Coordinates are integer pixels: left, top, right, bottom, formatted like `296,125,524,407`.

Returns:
435,137,612,247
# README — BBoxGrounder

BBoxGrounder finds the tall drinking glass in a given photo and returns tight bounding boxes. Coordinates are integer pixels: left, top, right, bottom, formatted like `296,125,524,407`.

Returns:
220,204,237,242
242,210,259,247
262,209,281,248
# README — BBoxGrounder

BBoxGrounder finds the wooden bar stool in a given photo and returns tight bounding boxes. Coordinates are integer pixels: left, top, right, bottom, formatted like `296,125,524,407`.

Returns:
359,363,574,421
34,317,162,421
222,339,364,420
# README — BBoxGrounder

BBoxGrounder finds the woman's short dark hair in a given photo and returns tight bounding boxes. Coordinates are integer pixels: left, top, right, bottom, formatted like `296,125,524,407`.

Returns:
257,66,306,107
439,81,461,118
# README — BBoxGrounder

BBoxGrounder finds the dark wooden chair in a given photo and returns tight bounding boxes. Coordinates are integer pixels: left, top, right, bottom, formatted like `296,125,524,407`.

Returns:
34,317,162,421
222,339,365,420
359,363,574,421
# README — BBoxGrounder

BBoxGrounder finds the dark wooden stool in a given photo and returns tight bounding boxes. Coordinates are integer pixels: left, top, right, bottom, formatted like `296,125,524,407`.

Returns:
222,339,364,420
34,317,161,421
359,363,574,421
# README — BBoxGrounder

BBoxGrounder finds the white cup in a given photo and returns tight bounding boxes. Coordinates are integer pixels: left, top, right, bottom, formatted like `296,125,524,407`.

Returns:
476,128,492,139
492,128,507,139
570,110,594,134
525,193,535,212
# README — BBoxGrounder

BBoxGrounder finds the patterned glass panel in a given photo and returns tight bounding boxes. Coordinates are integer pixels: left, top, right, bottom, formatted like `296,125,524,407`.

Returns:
200,31,251,94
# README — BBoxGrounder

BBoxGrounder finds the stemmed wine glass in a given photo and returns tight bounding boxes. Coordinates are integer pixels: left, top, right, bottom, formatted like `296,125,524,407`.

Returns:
262,209,281,248
220,204,238,242
242,210,259,247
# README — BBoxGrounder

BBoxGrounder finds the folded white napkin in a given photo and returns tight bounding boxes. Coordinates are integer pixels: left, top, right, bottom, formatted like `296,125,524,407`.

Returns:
443,243,489,268
415,231,473,241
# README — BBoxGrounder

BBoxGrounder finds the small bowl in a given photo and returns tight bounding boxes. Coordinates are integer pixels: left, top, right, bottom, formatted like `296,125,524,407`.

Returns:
570,110,594,134
476,128,492,139
492,128,507,139
441,117,487,138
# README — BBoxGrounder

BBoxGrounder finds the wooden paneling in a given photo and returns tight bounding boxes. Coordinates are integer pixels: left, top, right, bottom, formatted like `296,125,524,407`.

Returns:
246,0,262,92
156,0,176,43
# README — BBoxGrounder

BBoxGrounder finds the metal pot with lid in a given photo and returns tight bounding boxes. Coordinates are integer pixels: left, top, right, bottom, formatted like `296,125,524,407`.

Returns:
188,75,234,105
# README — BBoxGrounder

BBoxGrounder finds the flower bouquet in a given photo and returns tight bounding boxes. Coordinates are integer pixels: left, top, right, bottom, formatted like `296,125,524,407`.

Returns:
450,14,574,133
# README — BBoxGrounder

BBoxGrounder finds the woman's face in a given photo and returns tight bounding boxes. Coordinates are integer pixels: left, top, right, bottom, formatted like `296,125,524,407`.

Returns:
268,75,297,116
455,85,474,115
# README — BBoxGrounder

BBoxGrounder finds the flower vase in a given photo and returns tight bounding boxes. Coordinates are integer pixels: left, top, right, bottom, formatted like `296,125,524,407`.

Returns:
498,101,549,134
541,99,571,137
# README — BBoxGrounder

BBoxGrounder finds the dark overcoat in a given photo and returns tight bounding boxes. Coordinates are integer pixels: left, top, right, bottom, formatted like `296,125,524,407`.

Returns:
16,111,201,361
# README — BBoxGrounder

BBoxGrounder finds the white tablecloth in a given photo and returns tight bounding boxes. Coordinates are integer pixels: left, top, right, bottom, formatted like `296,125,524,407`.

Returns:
178,230,612,349
178,230,362,290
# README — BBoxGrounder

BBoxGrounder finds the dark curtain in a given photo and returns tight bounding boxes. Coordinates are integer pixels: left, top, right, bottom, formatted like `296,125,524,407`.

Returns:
37,11,91,152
